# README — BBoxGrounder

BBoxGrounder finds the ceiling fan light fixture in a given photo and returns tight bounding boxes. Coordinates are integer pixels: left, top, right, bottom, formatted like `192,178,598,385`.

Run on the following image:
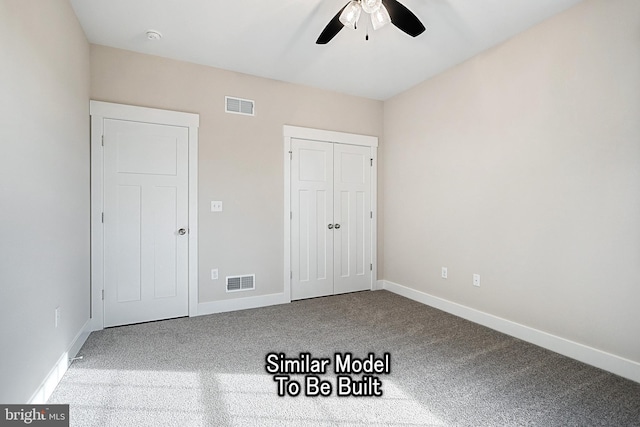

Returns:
361,0,382,14
339,1,362,30
371,5,391,30
316,0,425,45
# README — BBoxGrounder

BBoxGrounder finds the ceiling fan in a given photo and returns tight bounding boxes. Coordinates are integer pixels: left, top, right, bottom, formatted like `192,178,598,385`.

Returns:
316,0,425,44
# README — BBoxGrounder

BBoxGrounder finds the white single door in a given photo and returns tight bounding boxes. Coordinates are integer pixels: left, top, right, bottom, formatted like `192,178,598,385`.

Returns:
333,143,372,294
291,139,372,300
291,139,334,300
103,119,189,327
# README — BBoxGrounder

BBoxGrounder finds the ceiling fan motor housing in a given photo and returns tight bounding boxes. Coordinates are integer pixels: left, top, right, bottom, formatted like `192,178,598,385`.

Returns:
361,0,383,14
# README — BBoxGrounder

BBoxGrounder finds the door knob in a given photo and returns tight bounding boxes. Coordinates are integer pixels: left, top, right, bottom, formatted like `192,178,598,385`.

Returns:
178,228,187,235
328,224,334,229
334,224,341,229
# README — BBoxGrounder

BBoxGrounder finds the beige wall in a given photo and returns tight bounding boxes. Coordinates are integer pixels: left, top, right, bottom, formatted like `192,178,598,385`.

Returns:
383,0,640,362
90,45,384,302
0,0,90,402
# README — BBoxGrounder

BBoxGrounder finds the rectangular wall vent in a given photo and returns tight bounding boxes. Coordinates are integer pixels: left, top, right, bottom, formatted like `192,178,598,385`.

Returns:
225,96,255,116
226,274,255,292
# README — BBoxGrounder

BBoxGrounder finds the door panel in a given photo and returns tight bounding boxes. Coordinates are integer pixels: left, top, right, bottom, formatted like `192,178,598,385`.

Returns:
152,186,179,298
116,132,178,175
333,143,371,295
337,190,351,278
291,139,334,300
356,190,366,276
116,185,142,302
104,119,189,327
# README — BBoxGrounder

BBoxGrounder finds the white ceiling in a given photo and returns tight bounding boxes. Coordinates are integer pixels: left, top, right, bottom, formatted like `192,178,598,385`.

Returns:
70,0,583,100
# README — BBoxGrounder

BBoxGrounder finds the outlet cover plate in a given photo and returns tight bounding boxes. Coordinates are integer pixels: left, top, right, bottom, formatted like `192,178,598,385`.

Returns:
473,274,481,287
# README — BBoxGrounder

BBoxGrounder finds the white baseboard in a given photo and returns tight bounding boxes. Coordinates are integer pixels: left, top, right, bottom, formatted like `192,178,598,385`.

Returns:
373,280,384,291
28,318,92,404
197,292,289,316
381,280,640,384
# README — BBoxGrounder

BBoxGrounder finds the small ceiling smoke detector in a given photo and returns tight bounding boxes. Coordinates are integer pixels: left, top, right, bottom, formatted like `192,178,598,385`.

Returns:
146,30,162,40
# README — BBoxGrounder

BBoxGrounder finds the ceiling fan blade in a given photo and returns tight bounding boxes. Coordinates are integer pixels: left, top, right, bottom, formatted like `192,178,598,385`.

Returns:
382,0,425,37
316,3,349,44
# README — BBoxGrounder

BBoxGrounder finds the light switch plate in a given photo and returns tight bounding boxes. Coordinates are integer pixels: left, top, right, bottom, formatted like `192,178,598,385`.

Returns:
211,201,223,212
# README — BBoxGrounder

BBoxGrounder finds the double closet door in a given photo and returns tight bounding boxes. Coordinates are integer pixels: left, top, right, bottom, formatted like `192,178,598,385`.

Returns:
291,138,373,300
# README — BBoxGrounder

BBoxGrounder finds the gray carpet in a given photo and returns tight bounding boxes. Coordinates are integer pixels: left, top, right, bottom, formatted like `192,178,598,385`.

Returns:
49,290,640,426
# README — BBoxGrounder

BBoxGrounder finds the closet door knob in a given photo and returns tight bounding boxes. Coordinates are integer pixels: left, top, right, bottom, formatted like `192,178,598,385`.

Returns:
334,224,341,229
178,228,187,235
328,224,334,229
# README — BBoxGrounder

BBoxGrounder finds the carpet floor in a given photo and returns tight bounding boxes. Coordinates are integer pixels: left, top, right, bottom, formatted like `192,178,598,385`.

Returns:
48,290,640,426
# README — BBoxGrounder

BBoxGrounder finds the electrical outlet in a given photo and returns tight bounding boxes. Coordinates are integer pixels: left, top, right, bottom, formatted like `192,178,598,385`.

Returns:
211,269,219,280
211,201,223,212
55,307,60,328
441,267,448,279
473,274,481,287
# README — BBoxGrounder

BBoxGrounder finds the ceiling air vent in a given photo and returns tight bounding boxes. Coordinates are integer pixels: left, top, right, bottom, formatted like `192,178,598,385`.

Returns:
226,274,255,292
225,96,255,116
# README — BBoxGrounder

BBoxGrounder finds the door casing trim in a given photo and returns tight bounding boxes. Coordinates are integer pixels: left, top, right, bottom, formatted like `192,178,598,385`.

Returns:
283,125,378,302
90,101,199,330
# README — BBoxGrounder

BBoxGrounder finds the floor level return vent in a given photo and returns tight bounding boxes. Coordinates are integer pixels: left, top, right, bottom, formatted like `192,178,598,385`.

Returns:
226,274,255,292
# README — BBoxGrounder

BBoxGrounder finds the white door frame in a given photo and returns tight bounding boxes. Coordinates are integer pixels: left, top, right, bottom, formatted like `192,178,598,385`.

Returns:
90,101,199,330
283,125,378,301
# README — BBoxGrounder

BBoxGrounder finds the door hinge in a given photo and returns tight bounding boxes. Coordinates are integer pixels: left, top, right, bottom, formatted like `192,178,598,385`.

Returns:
101,289,104,300
290,211,293,220
370,211,373,219
101,135,104,146
289,151,293,160
101,212,104,223
370,263,373,271
290,271,293,279
370,158,373,167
